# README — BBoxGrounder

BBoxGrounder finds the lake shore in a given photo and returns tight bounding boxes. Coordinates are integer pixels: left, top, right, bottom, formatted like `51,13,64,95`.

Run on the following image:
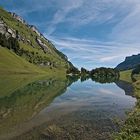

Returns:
114,70,140,140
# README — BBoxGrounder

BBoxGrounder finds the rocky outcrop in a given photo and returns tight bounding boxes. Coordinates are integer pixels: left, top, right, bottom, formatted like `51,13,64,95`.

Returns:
10,13,26,24
29,25,41,36
10,13,50,42
0,18,35,47
0,18,49,51
29,26,50,44
0,20,6,34
10,12,52,46
11,13,42,37
7,28,16,38
10,13,40,35
0,19,16,38
36,38,49,53
0,17,50,54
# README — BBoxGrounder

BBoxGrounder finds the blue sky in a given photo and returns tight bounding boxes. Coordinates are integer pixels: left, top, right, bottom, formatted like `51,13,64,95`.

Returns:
0,0,140,69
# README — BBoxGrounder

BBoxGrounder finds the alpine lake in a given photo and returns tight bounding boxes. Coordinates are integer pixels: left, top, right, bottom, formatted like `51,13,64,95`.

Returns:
0,74,136,140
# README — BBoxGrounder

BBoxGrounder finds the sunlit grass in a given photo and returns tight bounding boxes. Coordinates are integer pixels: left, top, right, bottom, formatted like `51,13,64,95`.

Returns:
0,7,69,75
115,70,140,140
119,70,132,83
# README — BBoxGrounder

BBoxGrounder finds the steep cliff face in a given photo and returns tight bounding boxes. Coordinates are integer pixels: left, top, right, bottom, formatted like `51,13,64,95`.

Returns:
0,20,16,38
116,54,140,71
0,8,75,73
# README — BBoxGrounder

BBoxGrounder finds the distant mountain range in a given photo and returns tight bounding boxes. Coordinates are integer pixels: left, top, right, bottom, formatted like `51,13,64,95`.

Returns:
116,54,140,71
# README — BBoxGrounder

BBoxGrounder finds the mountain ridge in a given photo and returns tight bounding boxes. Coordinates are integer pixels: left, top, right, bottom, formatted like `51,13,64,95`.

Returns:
0,8,76,74
116,53,140,71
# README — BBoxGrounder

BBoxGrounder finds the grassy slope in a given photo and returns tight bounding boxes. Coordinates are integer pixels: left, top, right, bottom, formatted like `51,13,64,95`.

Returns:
0,46,67,77
0,47,46,74
115,70,140,140
0,8,69,74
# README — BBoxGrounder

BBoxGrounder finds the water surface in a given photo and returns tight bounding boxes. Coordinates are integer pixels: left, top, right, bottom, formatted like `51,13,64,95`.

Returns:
0,75,136,140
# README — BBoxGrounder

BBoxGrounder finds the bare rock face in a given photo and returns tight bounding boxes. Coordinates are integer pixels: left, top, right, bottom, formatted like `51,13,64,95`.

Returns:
1,14,52,53
36,38,49,53
0,19,16,38
11,13,26,24
0,19,33,44
10,12,52,46
5,32,11,38
10,12,42,37
0,20,7,34
7,28,16,38
29,25,41,36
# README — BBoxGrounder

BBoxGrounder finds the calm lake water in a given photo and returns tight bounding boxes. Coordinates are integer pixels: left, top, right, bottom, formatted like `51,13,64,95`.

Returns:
0,75,136,140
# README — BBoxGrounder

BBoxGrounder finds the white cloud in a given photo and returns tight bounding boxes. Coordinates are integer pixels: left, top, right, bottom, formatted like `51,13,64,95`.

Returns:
110,0,140,43
45,0,127,35
47,36,140,69
100,56,120,62
46,0,84,35
4,0,140,69
45,0,140,69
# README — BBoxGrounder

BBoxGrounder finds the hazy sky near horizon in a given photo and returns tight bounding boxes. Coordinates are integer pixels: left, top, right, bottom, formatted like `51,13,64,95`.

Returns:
0,0,140,69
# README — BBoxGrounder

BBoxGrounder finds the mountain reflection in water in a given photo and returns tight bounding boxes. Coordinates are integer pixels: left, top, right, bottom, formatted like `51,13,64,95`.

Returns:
0,75,136,140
